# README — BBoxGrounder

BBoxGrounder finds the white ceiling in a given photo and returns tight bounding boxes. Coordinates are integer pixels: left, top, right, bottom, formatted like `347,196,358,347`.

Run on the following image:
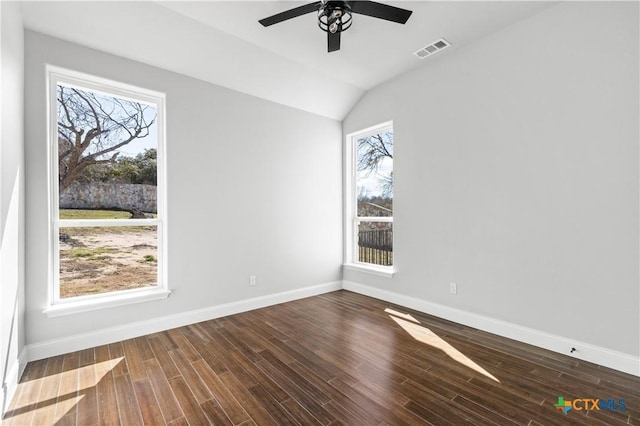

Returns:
19,1,555,120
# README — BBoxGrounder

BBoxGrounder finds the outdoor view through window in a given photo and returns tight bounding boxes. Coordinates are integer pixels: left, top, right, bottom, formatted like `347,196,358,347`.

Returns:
55,81,161,300
356,129,393,266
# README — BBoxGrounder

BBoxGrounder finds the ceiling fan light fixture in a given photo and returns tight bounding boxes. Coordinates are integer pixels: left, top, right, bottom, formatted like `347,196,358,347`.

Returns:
318,5,352,34
259,1,412,52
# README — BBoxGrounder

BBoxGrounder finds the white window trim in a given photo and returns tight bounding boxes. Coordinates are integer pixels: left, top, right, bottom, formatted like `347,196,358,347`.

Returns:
45,65,169,317
342,262,396,278
344,121,395,277
43,288,172,318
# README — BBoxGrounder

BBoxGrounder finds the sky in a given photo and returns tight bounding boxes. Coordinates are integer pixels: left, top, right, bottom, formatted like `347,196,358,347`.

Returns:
356,156,393,198
118,106,158,157
58,83,158,158
356,132,393,199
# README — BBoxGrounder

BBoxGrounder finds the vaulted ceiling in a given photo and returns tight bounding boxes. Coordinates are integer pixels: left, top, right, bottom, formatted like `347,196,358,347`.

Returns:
20,1,555,120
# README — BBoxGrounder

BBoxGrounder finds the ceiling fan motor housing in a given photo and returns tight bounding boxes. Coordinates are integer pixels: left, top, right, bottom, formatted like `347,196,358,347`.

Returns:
318,1,353,34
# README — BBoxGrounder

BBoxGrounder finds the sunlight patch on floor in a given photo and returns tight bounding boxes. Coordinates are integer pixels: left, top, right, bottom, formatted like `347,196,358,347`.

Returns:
384,308,419,323
3,357,123,424
388,312,500,383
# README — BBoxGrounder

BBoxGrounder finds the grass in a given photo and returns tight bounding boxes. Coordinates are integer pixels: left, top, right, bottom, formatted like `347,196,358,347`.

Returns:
61,225,157,239
59,210,158,237
58,217,158,299
67,247,120,259
60,209,132,220
60,249,157,298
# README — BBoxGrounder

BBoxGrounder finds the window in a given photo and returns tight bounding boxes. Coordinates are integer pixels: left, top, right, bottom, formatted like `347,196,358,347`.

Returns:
345,122,394,274
45,66,168,316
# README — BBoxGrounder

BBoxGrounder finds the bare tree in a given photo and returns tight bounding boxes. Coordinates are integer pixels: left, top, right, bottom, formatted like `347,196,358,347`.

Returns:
357,132,393,198
57,85,156,191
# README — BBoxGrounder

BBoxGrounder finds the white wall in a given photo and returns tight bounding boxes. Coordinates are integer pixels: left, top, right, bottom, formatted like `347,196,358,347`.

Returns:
344,2,639,359
24,32,342,349
1,1,26,414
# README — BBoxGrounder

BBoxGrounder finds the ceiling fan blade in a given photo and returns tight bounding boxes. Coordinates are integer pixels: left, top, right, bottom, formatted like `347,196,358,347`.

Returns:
349,1,412,24
259,2,322,27
328,28,341,52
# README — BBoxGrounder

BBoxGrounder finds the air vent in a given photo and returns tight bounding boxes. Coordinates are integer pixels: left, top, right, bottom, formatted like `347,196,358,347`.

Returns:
414,38,451,59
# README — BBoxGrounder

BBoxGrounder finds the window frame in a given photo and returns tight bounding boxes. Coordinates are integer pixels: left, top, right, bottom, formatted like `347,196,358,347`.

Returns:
44,65,169,317
344,121,395,277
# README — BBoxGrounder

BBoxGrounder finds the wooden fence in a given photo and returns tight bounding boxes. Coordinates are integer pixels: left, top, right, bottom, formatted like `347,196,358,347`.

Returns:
358,229,393,266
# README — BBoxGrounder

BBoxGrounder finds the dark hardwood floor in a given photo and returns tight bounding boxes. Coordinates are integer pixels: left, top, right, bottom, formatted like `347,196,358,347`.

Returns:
3,290,639,425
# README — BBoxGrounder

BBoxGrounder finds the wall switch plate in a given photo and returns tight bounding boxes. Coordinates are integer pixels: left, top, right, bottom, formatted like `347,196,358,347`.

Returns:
250,276,256,286
450,282,457,294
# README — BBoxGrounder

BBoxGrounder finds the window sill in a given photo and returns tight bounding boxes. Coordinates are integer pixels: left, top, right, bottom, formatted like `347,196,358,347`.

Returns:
43,288,171,318
343,263,396,278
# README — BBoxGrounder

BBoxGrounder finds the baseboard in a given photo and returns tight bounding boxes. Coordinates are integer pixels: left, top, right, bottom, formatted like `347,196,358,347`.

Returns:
26,281,342,362
342,281,640,377
1,348,27,417
23,279,639,377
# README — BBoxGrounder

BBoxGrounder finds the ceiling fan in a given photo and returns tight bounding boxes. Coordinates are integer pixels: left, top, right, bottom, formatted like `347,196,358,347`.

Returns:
259,1,413,52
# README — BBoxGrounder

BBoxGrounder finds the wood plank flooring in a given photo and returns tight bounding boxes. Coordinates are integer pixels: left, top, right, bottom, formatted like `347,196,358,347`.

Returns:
3,290,639,425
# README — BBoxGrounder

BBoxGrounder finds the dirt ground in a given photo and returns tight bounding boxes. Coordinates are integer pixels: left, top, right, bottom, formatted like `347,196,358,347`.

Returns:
59,226,158,298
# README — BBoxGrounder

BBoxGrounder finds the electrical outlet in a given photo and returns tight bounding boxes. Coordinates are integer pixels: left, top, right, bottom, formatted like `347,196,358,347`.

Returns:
249,275,256,286
450,282,457,294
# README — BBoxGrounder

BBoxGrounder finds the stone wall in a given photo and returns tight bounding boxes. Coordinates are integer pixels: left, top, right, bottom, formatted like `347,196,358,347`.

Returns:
60,183,157,213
